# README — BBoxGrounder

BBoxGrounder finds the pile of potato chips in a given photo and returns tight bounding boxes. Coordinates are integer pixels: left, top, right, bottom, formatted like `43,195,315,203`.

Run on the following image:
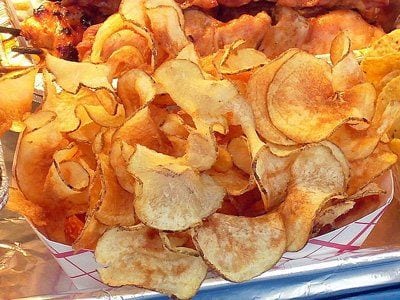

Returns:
2,0,400,298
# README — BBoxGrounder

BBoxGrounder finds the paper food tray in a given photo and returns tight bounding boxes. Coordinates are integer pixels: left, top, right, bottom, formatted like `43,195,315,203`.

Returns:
25,171,394,297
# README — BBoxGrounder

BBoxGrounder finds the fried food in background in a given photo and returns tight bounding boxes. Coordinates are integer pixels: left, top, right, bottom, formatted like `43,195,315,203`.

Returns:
3,0,400,298
17,0,400,60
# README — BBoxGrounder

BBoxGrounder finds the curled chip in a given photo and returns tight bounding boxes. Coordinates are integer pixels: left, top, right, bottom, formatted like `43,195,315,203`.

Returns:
119,0,147,25
267,51,374,143
227,136,252,174
43,144,91,203
128,145,225,231
113,106,171,154
0,68,37,134
347,143,397,196
330,31,351,66
95,153,136,226
212,41,269,75
96,225,207,299
14,113,64,207
117,69,156,118
193,212,285,282
146,5,189,58
90,13,155,69
247,49,298,146
46,54,112,93
253,146,295,209
279,143,347,251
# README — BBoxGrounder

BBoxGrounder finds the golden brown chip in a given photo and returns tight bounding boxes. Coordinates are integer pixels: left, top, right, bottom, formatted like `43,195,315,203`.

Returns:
119,0,147,25
329,101,400,161
117,69,156,117
73,212,108,250
0,68,37,135
193,212,285,282
128,145,225,231
347,143,397,195
330,31,351,66
267,51,373,143
279,144,347,251
96,225,207,299
14,114,65,207
43,144,91,204
227,136,252,174
208,167,254,196
46,54,112,93
91,13,155,69
247,49,299,145
110,141,136,193
113,106,171,153
146,5,189,58
95,153,136,226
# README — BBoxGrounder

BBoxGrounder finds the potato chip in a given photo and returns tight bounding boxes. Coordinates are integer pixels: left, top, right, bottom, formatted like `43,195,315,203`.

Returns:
227,136,252,174
128,144,225,231
0,68,37,135
347,143,397,195
146,6,189,58
14,114,65,206
329,101,400,161
110,141,136,193
106,45,146,77
208,167,253,196
95,153,136,226
7,186,46,227
365,29,400,58
212,146,233,173
113,106,171,153
332,53,365,92
45,54,112,93
119,0,147,25
91,13,155,68
185,129,217,170
117,69,156,117
279,144,347,251
267,51,373,143
193,212,285,282
247,49,299,145
213,41,269,75
159,231,199,256
330,31,351,66
96,225,207,299
73,212,108,250
145,0,185,26
82,100,126,128
253,146,295,209
43,144,91,203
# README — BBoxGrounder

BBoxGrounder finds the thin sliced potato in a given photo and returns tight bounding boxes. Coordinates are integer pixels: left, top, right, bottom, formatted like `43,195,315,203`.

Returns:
128,145,225,231
279,144,347,251
96,225,207,299
193,212,285,282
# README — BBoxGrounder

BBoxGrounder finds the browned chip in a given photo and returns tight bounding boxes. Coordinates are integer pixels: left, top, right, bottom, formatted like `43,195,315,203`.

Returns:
279,143,347,251
128,145,225,231
95,153,136,226
267,51,373,143
247,49,299,145
347,143,397,195
193,212,285,282
95,225,207,299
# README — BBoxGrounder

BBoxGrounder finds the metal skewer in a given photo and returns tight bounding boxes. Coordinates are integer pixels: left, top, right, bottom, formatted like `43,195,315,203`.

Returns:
11,46,43,55
0,25,21,36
